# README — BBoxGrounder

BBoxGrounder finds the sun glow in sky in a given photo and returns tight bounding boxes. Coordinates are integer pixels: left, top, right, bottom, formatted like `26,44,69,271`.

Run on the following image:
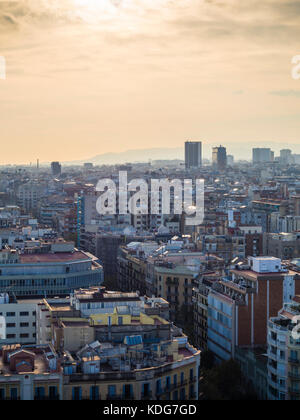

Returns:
0,0,300,164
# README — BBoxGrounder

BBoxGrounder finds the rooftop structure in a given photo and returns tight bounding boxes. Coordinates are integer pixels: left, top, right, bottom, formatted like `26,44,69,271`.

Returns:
0,240,103,297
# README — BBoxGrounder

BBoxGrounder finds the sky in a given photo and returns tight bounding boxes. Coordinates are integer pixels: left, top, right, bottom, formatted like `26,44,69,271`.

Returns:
0,0,300,164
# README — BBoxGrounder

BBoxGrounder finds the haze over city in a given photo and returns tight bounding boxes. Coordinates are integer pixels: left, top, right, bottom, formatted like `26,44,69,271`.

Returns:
2,0,300,404
0,0,300,164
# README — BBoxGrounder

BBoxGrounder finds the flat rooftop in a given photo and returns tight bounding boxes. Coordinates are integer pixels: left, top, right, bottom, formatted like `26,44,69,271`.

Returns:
19,251,90,264
61,320,90,328
230,269,298,280
48,302,72,312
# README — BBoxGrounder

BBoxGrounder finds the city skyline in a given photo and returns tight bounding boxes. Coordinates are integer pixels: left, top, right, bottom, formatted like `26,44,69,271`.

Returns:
0,0,300,164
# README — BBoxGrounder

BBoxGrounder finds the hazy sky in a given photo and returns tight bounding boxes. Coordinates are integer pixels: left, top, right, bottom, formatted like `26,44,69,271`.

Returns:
0,0,300,164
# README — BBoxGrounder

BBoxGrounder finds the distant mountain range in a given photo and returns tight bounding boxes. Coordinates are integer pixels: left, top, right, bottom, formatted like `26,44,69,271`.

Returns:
63,148,184,165
62,142,300,166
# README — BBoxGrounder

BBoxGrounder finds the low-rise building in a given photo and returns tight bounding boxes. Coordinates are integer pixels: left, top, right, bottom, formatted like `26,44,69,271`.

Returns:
62,335,200,401
0,344,62,400
0,294,38,347
35,286,200,401
0,240,103,297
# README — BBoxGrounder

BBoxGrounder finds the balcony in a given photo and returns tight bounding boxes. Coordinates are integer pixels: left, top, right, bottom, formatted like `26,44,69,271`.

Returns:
268,319,289,333
166,280,179,286
180,379,188,387
267,351,278,361
185,283,196,288
268,363,278,376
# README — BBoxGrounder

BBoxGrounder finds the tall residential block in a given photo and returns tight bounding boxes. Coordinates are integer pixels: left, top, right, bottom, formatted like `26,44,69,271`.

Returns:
185,141,202,169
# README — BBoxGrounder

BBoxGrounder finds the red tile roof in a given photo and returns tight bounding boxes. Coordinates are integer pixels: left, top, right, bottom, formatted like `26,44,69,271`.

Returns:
19,251,89,264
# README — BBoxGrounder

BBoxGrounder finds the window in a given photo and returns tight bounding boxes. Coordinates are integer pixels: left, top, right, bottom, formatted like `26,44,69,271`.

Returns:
108,385,116,397
72,387,82,401
156,379,162,394
6,323,16,328
0,388,5,400
20,333,29,338
20,312,29,317
290,350,298,361
180,372,185,385
49,386,58,400
10,388,18,400
90,386,99,400
142,383,150,397
123,384,132,398
20,323,29,328
6,334,16,339
34,387,45,400
6,312,15,317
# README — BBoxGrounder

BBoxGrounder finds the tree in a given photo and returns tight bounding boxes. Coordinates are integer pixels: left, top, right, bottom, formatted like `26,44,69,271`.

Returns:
201,350,215,371
200,359,258,400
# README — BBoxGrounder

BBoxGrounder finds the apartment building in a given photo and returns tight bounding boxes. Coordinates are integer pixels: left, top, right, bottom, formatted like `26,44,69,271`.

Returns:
193,271,223,351
0,293,38,346
37,287,170,346
269,213,300,233
267,296,300,400
252,148,274,164
62,336,200,401
17,182,44,211
118,242,157,295
0,344,62,400
206,257,300,362
185,141,202,169
150,263,196,323
264,232,300,260
212,146,227,171
35,286,200,401
198,234,246,263
117,239,201,322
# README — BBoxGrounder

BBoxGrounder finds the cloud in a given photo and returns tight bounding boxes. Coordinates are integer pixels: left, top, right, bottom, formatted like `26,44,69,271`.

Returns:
0,0,300,163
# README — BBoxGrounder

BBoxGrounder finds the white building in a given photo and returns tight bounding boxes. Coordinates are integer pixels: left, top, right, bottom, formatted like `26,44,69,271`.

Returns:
249,256,282,273
0,294,39,346
267,299,300,400
17,182,44,211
